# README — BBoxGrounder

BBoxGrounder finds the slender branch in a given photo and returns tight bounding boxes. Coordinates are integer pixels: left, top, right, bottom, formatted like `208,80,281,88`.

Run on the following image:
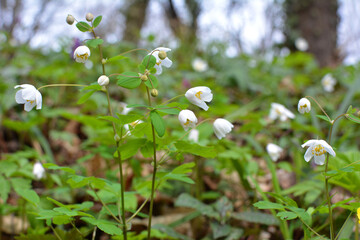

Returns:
325,123,335,240
127,198,149,223
37,84,87,90
305,96,332,122
160,94,184,106
146,86,157,240
91,185,122,224
70,221,84,237
50,225,63,240
335,211,353,240
298,217,327,240
92,226,97,240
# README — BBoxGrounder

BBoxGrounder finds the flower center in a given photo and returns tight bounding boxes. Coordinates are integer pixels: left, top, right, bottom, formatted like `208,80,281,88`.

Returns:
195,91,202,100
77,53,89,60
26,100,35,104
156,61,161,66
184,119,192,126
312,144,326,156
300,104,307,109
275,107,282,115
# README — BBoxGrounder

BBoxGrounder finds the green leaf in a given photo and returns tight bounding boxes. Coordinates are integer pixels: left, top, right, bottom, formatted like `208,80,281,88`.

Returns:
315,115,331,122
174,141,217,158
175,193,218,219
145,75,159,88
81,217,122,235
53,215,72,225
141,55,157,68
86,38,104,48
93,15,102,28
117,72,141,89
276,211,298,220
15,189,40,205
107,55,128,63
43,163,76,174
153,224,191,240
346,114,360,124
116,139,147,159
155,105,180,115
253,201,285,210
210,221,232,239
232,212,279,225
82,84,102,91
0,175,10,202
150,111,166,137
76,21,92,32
115,113,144,125
77,90,97,104
126,104,151,108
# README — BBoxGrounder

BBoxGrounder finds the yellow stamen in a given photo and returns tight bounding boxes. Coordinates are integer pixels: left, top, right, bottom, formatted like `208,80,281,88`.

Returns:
26,100,35,104
77,53,89,60
156,61,161,65
195,91,202,100
184,119,191,126
300,104,307,109
311,145,326,156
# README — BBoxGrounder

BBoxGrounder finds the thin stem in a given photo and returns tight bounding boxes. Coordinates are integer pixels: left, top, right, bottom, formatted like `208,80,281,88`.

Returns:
92,26,127,239
160,94,184,106
298,217,327,239
108,73,140,78
325,123,335,240
305,96,332,122
109,48,150,59
146,86,157,240
335,211,353,240
126,198,149,223
92,226,97,240
70,221,84,237
50,225,63,240
37,84,87,90
91,186,122,224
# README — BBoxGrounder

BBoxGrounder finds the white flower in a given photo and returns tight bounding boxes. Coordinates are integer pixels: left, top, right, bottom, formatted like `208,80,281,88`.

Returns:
73,46,91,63
269,103,295,122
15,84,42,112
178,110,198,131
98,75,109,86
119,102,133,115
188,129,199,142
33,162,45,180
321,73,336,92
213,118,234,140
124,120,143,137
298,98,311,114
150,47,172,75
185,86,213,111
266,143,283,162
295,37,309,51
192,58,208,72
301,139,336,165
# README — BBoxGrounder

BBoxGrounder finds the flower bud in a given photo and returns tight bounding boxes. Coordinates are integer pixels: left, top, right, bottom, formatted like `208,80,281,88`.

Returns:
86,13,94,22
114,134,121,142
98,75,109,86
151,89,158,97
66,14,75,25
140,74,148,81
158,50,167,60
101,59,107,65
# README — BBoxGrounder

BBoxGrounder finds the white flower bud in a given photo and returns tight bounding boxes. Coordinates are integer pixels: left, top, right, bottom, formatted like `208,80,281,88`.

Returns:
213,118,233,140
66,14,75,25
298,98,311,114
178,110,198,131
73,46,91,63
33,162,45,180
266,143,283,162
86,13,94,22
98,75,109,86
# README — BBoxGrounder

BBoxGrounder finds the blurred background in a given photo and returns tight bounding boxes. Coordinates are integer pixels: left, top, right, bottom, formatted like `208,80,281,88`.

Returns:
2,0,360,239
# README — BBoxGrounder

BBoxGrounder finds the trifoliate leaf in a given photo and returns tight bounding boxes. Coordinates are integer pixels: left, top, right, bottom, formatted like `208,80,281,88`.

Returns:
141,55,156,68
145,75,158,88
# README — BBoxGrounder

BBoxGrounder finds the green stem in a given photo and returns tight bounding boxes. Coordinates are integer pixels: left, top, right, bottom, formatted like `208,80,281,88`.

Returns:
265,158,290,239
92,27,127,240
325,123,335,240
50,225,63,240
305,96,332,122
127,197,149,223
160,94,184,106
146,86,157,240
37,84,87,90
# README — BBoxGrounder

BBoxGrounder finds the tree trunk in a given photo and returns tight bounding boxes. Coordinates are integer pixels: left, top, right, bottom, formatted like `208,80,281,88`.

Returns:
283,0,340,67
122,0,150,43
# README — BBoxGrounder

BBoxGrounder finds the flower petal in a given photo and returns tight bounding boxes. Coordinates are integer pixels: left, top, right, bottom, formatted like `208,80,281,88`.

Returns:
15,90,26,104
35,90,42,110
314,154,326,165
304,146,313,162
318,140,336,156
24,101,35,112
161,58,172,68
301,140,318,148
